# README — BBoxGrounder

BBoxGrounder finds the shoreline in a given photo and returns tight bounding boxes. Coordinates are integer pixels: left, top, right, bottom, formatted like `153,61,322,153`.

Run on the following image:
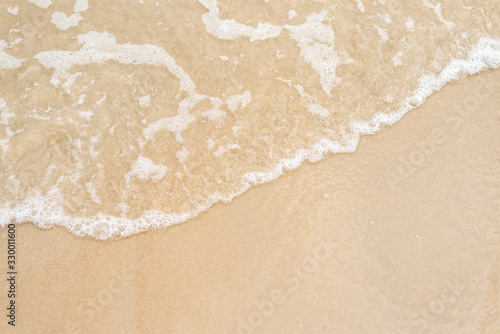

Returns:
1,69,499,333
3,36,500,240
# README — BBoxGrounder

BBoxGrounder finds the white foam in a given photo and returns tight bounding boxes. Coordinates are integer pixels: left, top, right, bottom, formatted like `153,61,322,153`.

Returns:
391,51,403,66
126,155,168,182
198,5,343,98
74,0,89,13
285,11,340,96
50,0,89,31
76,110,93,121
85,181,101,204
0,99,15,160
288,10,298,20
295,84,330,117
143,93,204,143
35,31,205,143
207,139,215,149
0,41,24,69
375,26,389,41
350,37,500,135
226,91,251,112
2,33,499,240
77,94,86,104
421,0,455,29
139,94,151,108
51,12,83,31
89,135,100,157
0,98,14,125
201,98,225,121
143,113,197,143
277,78,330,117
214,143,240,157
29,0,52,9
308,103,330,118
355,0,365,13
199,0,282,42
405,17,415,30
240,40,500,189
35,31,197,92
176,148,189,163
7,6,19,15
380,14,392,24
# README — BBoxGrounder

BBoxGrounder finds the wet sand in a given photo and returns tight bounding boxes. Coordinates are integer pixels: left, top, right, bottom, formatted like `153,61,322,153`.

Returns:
1,69,499,333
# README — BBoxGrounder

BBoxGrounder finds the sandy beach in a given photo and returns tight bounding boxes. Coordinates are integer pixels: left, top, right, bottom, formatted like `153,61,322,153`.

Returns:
1,67,499,333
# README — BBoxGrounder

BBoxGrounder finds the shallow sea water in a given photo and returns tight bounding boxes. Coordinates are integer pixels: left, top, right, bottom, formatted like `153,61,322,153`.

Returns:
0,0,499,239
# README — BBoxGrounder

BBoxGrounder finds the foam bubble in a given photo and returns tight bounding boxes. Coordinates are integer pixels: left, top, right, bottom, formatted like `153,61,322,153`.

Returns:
0,41,24,69
76,110,93,121
421,0,455,29
405,17,415,30
355,0,365,13
74,0,89,13
142,109,197,143
199,0,282,42
277,79,330,117
7,6,19,15
85,181,101,204
285,11,340,96
350,37,500,136
391,51,403,66
376,26,389,41
214,143,240,157
35,31,197,92
201,98,225,120
126,156,168,183
29,0,52,9
176,148,189,163
226,91,251,112
35,31,208,144
308,103,330,118
51,12,83,31
0,99,14,125
139,94,151,108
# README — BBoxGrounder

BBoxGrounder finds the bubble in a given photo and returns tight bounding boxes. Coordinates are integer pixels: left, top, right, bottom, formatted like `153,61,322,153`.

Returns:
111,230,122,239
1,5,499,240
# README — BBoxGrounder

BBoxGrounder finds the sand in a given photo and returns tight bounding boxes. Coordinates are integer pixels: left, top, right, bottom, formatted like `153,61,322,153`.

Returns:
1,69,499,333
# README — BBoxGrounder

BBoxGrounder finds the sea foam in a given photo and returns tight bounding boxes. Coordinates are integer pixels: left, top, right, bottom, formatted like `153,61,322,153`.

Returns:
1,37,499,239
0,0,499,239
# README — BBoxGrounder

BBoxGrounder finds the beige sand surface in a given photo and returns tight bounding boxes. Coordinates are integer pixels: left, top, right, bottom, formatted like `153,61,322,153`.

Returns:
1,69,499,333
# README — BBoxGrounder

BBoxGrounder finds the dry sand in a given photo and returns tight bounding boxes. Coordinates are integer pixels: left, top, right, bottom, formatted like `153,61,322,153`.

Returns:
1,69,499,333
